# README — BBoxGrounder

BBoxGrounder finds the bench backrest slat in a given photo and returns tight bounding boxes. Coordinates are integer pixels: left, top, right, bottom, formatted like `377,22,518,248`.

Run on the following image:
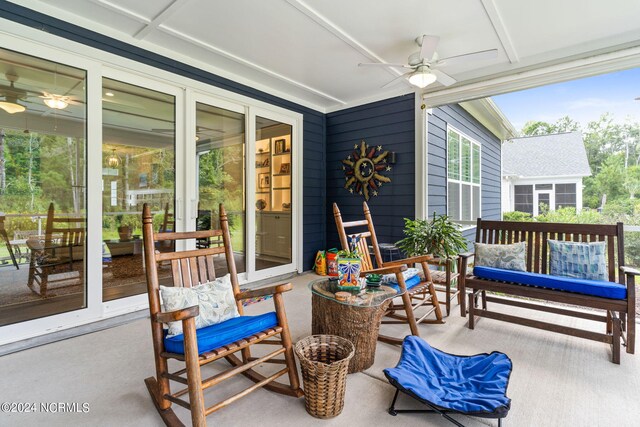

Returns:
476,219,624,281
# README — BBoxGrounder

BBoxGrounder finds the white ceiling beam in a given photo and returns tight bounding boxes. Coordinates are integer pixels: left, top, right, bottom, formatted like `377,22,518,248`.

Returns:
283,0,404,79
90,0,150,24
422,45,640,107
481,0,519,64
133,0,192,40
157,24,347,105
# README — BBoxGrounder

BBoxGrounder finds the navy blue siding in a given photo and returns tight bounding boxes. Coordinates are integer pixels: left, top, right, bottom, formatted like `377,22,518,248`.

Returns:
326,94,415,249
428,104,502,248
0,2,325,269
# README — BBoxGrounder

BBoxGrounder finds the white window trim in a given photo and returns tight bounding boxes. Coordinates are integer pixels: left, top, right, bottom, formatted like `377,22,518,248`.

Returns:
446,125,482,230
508,178,582,214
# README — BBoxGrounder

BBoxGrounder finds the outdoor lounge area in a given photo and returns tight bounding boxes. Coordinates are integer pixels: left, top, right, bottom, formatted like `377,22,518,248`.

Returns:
2,272,640,426
1,1,640,426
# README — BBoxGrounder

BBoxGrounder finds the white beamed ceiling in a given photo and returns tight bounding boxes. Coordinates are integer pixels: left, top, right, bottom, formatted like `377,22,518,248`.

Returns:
10,0,640,112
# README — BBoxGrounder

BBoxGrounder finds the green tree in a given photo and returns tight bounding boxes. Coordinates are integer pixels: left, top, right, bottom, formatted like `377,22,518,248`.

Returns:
583,113,625,172
593,154,627,201
624,165,640,199
521,115,580,136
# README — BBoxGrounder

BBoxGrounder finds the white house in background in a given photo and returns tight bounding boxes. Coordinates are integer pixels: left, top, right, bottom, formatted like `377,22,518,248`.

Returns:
501,131,592,216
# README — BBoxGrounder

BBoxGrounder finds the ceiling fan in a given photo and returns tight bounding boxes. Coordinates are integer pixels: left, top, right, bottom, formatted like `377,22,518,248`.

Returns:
0,72,84,113
359,35,498,89
0,73,28,114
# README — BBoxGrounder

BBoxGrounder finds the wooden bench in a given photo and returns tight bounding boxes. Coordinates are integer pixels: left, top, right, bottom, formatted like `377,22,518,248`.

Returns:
460,219,637,364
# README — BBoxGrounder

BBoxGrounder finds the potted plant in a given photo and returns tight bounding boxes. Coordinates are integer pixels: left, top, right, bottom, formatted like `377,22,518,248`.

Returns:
396,213,468,260
337,235,362,288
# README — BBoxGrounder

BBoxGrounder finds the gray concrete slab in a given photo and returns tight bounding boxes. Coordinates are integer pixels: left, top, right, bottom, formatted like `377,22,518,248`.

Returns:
0,272,638,426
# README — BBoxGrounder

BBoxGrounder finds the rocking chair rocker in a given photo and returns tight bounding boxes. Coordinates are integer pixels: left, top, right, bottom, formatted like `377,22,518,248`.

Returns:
142,203,302,427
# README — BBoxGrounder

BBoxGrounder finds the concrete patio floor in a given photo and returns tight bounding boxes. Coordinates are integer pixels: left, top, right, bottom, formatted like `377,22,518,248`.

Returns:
1,272,639,427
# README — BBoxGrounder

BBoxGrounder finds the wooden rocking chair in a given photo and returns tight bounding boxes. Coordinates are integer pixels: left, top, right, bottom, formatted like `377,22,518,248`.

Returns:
142,203,302,427
26,203,85,296
0,214,19,269
333,202,443,345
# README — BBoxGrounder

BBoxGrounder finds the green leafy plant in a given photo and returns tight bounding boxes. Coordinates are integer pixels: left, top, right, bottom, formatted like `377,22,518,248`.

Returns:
503,211,534,222
396,213,468,259
337,234,362,259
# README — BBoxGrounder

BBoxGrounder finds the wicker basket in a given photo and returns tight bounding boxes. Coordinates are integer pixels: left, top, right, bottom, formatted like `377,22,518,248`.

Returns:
294,335,355,419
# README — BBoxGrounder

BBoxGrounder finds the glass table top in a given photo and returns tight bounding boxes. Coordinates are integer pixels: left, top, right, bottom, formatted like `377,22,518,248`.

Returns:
308,278,401,307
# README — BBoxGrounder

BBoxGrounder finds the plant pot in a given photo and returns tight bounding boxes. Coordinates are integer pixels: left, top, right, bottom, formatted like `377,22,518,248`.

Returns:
118,225,132,241
337,257,361,287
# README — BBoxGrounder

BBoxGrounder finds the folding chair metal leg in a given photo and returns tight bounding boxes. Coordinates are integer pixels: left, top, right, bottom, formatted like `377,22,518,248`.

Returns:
388,389,465,427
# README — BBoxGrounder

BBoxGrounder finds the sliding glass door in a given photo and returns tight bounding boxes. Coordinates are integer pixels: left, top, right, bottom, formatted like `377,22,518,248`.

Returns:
254,116,292,272
0,48,87,327
187,97,298,281
193,101,246,276
101,77,176,301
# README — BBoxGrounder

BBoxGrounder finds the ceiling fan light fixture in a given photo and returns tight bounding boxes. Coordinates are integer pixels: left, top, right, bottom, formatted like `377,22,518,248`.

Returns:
43,94,69,110
0,97,26,114
408,67,437,89
106,149,121,168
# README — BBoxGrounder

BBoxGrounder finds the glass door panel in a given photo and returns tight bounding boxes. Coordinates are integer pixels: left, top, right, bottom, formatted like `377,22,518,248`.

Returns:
255,116,292,271
101,78,175,301
0,48,87,326
195,102,246,275
537,192,551,216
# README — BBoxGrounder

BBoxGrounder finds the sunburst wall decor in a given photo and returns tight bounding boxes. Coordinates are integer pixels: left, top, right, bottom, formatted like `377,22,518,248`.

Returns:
341,140,392,201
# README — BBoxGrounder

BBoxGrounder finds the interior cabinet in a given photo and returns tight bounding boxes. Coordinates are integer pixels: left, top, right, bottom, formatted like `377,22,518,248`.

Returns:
256,212,291,258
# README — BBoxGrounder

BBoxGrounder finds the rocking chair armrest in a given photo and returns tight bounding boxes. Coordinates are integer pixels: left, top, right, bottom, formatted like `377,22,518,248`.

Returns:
363,265,407,275
236,282,293,300
155,305,200,323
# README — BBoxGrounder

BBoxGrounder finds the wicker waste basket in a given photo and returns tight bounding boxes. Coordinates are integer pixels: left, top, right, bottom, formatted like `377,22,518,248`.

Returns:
294,335,355,419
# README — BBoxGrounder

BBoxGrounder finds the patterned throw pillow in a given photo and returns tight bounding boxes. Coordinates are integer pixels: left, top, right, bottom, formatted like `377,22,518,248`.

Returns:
160,274,240,337
474,242,527,271
548,240,607,281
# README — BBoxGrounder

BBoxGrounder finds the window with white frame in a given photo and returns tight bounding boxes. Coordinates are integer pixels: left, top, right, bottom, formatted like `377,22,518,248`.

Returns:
447,127,481,224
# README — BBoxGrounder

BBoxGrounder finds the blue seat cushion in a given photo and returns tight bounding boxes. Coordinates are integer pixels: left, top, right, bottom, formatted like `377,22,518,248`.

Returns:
473,266,626,300
384,336,512,417
164,312,278,355
387,274,422,293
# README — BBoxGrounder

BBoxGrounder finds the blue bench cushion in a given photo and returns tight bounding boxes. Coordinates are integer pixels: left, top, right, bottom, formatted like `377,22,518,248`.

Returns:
473,266,626,300
384,336,512,417
387,274,422,293
164,312,278,355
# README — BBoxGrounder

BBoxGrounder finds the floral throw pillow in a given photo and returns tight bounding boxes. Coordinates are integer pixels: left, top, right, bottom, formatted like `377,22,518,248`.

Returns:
474,242,527,271
548,240,607,281
160,274,240,337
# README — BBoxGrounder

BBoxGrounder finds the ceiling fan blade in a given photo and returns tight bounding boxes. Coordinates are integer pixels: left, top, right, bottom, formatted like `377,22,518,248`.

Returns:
359,62,412,69
420,35,440,61
436,49,498,67
432,69,457,87
381,71,412,89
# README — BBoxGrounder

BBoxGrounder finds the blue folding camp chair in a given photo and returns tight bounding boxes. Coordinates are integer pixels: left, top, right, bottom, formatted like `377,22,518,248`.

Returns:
384,336,512,426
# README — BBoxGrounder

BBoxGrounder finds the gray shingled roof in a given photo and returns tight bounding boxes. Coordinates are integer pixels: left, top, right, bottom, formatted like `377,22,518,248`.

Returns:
502,131,591,178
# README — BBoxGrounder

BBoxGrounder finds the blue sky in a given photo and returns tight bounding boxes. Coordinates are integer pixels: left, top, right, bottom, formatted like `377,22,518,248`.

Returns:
492,67,640,132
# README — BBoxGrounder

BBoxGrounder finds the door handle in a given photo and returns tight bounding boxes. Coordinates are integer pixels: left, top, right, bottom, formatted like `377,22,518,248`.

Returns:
191,199,199,219
176,198,183,220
